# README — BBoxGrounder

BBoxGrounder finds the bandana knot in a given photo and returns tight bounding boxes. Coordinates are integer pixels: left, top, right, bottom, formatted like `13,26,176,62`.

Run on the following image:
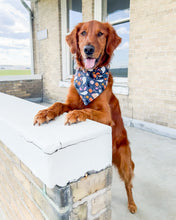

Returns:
74,66,109,105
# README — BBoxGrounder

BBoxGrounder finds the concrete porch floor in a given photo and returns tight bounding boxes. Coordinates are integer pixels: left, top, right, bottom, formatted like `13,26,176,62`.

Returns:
112,127,176,220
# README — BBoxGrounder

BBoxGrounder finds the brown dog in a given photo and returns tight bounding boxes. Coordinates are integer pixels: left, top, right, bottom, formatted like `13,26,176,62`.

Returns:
34,20,137,213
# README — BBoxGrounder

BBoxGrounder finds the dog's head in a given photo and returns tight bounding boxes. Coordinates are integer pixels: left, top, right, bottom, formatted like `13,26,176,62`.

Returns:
66,20,121,70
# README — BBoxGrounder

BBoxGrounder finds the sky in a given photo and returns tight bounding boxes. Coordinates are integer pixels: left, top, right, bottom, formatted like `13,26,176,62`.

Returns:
0,0,30,66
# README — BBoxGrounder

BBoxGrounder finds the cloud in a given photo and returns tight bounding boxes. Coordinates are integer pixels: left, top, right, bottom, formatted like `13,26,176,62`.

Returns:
116,26,129,35
0,32,30,39
0,47,30,65
0,0,30,65
0,37,30,49
0,1,29,33
118,42,129,50
124,9,130,15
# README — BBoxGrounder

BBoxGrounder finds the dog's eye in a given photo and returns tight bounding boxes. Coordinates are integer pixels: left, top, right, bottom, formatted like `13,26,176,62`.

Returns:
81,31,87,36
97,32,103,37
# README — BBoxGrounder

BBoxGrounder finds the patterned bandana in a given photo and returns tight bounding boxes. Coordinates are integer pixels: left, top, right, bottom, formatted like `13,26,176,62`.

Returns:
74,66,109,105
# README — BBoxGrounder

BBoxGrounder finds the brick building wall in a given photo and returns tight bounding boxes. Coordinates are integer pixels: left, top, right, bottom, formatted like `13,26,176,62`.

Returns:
82,0,94,21
32,0,176,129
126,0,176,128
113,0,176,129
0,140,112,220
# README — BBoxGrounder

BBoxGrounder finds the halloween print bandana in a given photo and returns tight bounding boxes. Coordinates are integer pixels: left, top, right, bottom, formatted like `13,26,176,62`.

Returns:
74,66,109,105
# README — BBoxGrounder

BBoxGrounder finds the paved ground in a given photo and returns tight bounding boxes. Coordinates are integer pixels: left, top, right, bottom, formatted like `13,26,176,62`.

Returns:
112,127,176,220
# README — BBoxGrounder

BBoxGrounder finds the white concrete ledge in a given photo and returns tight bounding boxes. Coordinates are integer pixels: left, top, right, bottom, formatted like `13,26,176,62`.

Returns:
0,74,42,81
0,92,112,188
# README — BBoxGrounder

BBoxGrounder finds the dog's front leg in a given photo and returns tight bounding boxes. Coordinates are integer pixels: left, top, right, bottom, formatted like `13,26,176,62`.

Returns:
34,102,71,125
65,108,113,126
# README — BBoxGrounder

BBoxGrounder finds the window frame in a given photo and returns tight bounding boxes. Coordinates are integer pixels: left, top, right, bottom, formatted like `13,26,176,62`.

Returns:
94,0,129,95
61,0,72,82
61,0,82,83
110,17,130,26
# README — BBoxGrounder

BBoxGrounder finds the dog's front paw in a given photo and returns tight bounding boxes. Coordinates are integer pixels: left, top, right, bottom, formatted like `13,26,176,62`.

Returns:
33,109,57,126
64,110,87,125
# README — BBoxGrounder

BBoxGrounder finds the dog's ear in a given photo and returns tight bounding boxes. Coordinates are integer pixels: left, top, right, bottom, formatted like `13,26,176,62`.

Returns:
105,23,122,56
66,22,83,54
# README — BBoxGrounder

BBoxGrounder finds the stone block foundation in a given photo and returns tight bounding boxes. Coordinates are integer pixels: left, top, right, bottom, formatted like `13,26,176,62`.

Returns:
0,141,112,220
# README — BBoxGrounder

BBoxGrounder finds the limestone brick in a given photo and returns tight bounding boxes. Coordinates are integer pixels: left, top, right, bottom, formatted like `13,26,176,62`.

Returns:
71,167,112,202
0,141,112,220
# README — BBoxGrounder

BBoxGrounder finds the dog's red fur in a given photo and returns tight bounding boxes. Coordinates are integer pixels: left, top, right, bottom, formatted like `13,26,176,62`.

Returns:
34,20,137,213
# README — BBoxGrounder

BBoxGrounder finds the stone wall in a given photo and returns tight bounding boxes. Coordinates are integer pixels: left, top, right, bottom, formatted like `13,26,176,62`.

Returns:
0,75,42,102
0,140,112,220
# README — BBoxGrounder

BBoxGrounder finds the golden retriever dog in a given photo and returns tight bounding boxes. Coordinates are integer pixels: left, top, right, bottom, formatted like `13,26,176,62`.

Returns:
34,20,137,213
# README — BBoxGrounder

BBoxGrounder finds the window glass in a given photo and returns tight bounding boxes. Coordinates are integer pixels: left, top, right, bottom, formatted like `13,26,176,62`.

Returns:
106,0,130,22
106,0,130,77
67,0,82,32
111,22,129,77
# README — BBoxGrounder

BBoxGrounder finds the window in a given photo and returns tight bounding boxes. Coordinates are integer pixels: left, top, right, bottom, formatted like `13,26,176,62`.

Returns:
94,0,130,94
67,0,82,33
104,0,130,78
61,0,82,82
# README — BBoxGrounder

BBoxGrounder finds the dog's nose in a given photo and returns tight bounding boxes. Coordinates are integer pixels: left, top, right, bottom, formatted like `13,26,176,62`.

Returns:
84,45,95,55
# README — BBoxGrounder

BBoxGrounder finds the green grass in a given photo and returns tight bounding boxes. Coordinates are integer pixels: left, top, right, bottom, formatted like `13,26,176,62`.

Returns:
0,70,31,76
